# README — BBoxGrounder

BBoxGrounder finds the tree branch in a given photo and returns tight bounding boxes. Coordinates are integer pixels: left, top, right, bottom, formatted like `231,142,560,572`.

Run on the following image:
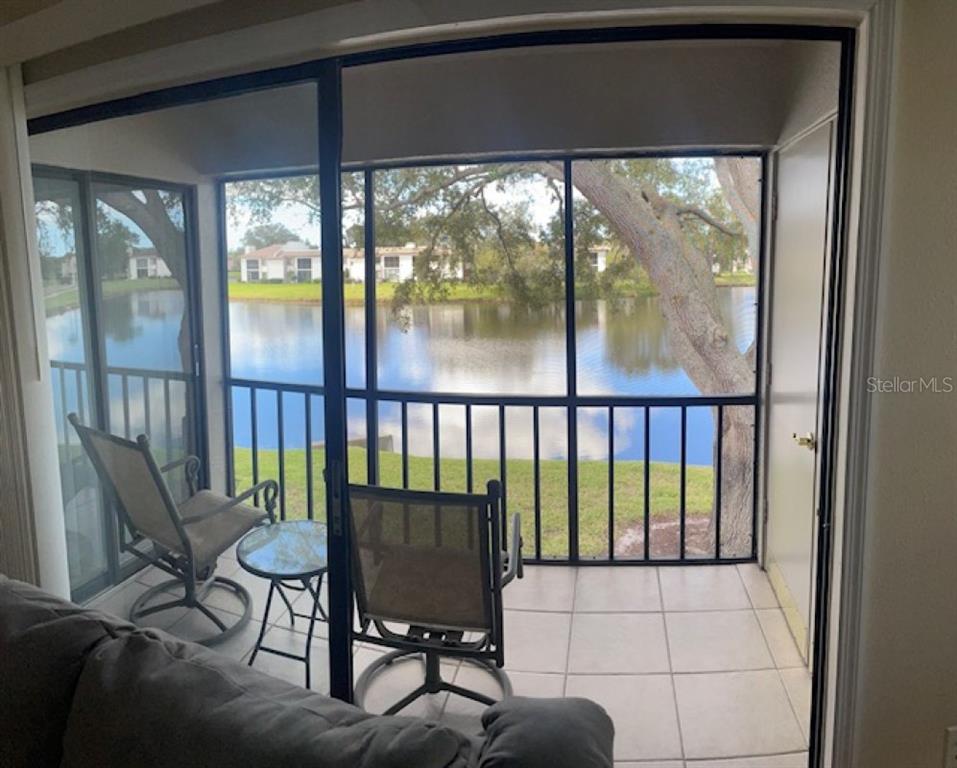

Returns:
676,206,740,238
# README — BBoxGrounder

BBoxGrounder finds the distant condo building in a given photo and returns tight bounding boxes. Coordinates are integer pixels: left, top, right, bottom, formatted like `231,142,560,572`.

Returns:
238,241,612,282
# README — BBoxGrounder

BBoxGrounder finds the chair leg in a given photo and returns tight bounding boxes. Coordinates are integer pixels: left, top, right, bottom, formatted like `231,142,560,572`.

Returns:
382,682,432,716
353,649,512,715
129,576,252,647
193,577,252,647
130,580,187,623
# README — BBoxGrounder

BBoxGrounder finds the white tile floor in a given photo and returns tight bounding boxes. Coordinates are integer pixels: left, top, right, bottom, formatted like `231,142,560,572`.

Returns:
88,560,812,766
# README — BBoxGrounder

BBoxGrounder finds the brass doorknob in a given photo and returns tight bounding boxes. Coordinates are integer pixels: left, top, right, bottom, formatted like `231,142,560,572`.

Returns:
792,432,816,450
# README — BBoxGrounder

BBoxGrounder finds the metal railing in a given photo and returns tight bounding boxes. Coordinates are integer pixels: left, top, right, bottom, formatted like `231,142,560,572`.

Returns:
51,359,194,463
226,375,757,565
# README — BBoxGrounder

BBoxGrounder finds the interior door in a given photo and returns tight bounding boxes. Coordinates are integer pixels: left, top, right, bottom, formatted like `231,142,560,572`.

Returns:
764,120,834,663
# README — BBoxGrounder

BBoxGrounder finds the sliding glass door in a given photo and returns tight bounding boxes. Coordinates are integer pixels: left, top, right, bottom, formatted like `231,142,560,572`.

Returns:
35,168,205,601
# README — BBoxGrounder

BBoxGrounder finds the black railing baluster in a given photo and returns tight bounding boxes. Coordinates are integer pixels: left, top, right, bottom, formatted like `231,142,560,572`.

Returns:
251,387,259,507
643,405,651,561
121,375,130,439
164,378,173,461
715,405,724,559
401,401,409,489
401,404,411,543
680,406,687,560
432,402,440,491
608,405,615,561
58,366,70,449
499,404,507,543
75,368,85,425
142,376,151,437
563,159,579,564
465,403,473,493
305,394,314,521
277,390,285,520
50,359,758,566
184,379,194,461
364,170,379,487
533,405,541,560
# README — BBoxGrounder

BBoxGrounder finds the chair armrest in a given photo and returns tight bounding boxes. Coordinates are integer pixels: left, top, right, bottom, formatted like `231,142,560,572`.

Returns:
501,512,522,587
180,479,279,526
479,696,614,768
160,455,201,496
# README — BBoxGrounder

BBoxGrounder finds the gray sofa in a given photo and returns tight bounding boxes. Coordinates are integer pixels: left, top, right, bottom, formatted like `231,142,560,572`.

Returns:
0,575,614,767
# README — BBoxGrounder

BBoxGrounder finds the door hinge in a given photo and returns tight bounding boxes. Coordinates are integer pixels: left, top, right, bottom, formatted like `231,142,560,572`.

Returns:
771,190,779,222
193,343,201,378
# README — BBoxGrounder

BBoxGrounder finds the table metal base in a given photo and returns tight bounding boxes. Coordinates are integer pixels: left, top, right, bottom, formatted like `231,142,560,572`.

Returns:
247,574,327,689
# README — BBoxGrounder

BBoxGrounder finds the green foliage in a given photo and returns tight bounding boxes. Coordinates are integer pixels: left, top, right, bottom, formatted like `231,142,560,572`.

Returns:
242,222,303,249
226,158,753,314
95,205,139,278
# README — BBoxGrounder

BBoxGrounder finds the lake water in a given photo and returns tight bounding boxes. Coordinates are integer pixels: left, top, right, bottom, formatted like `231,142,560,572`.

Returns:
48,287,756,466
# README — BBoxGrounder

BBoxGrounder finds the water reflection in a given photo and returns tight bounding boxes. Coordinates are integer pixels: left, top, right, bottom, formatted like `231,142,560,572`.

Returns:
228,286,755,397
49,287,755,465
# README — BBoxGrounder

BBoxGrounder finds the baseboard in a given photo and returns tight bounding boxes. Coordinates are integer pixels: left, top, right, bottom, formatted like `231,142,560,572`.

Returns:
767,560,809,664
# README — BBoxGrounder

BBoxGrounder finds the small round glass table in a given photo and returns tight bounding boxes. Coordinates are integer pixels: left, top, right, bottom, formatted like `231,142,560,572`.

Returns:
237,520,328,689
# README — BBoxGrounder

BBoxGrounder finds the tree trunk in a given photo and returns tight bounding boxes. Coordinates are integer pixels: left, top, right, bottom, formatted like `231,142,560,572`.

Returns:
99,190,192,372
545,160,756,555
718,406,755,557
714,157,761,270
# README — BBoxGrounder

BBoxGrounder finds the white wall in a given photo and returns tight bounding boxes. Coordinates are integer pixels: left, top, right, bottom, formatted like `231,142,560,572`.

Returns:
851,2,957,766
263,258,285,281
29,116,204,183
342,40,838,162
0,65,69,595
195,180,226,493
25,40,837,179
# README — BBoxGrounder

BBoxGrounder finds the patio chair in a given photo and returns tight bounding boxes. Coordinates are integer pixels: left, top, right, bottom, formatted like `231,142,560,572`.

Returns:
348,480,522,714
68,413,278,646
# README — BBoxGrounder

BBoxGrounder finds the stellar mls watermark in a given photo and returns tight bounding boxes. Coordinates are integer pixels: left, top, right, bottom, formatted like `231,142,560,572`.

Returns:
866,376,954,394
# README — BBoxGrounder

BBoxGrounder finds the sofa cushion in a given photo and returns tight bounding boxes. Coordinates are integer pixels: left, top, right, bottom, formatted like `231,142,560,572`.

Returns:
61,629,479,768
479,696,614,768
0,576,133,768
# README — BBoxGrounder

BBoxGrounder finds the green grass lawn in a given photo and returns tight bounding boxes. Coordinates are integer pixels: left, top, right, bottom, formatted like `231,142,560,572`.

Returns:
226,281,505,305
714,271,758,287
227,275,753,305
45,274,754,312
233,445,715,557
44,278,180,315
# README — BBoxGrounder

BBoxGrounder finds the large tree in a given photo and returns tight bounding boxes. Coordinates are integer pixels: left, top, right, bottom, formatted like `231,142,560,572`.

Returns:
241,222,304,249
545,159,757,555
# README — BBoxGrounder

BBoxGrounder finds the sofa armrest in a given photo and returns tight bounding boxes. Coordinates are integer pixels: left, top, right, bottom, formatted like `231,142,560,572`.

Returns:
479,696,614,768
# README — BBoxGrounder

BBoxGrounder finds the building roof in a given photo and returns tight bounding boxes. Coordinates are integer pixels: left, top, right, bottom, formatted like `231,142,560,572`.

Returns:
128,246,159,260
242,242,428,263
241,243,318,263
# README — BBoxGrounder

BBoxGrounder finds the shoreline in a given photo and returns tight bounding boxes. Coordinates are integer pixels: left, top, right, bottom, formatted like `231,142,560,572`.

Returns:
224,280,755,307
44,277,756,314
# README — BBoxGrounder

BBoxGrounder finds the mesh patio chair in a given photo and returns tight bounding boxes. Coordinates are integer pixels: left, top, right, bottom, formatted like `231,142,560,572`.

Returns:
348,480,522,715
68,413,278,645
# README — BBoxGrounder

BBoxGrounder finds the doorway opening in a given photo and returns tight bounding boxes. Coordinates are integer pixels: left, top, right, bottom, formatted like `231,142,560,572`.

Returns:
26,26,852,767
